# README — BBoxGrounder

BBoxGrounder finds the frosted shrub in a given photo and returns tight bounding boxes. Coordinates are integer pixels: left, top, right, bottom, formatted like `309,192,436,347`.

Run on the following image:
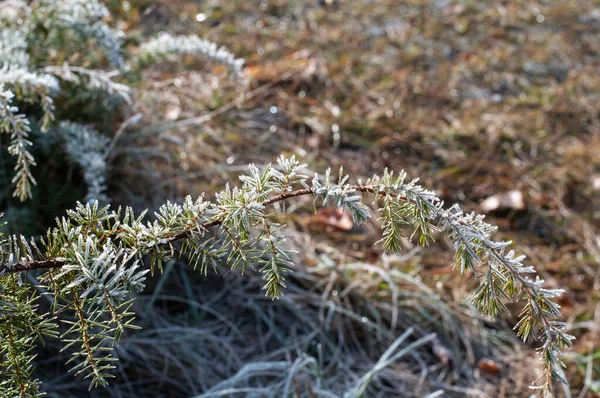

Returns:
0,2,569,397
0,0,244,201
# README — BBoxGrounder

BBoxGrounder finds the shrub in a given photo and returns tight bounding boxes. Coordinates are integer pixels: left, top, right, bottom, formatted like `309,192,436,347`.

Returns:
0,1,572,397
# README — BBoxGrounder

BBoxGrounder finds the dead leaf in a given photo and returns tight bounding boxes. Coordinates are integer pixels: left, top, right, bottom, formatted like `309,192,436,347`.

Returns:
165,106,181,120
480,190,525,212
313,208,353,231
478,359,501,375
592,175,600,191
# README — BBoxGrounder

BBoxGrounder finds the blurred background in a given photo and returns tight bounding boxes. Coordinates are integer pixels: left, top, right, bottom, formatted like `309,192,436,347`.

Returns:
2,0,599,397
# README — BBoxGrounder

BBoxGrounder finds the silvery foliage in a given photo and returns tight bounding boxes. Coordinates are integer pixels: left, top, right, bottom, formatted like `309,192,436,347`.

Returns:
0,62,57,200
0,25,60,200
43,64,132,104
139,32,246,81
35,0,125,67
0,28,29,67
59,122,111,203
0,85,41,202
368,170,574,394
0,65,59,127
0,0,243,203
0,155,571,396
0,0,117,201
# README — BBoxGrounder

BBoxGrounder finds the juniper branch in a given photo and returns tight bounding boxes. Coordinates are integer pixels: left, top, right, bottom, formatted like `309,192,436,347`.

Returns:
5,187,353,273
1,157,572,395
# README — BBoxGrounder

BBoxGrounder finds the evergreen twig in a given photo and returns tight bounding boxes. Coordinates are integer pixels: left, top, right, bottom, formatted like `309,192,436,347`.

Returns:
1,157,572,395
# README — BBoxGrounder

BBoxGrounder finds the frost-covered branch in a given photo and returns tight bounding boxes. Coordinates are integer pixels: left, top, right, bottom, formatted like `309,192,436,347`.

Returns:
59,122,111,203
138,32,245,80
0,156,571,395
0,28,29,67
43,64,131,104
35,0,125,67
0,86,37,201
